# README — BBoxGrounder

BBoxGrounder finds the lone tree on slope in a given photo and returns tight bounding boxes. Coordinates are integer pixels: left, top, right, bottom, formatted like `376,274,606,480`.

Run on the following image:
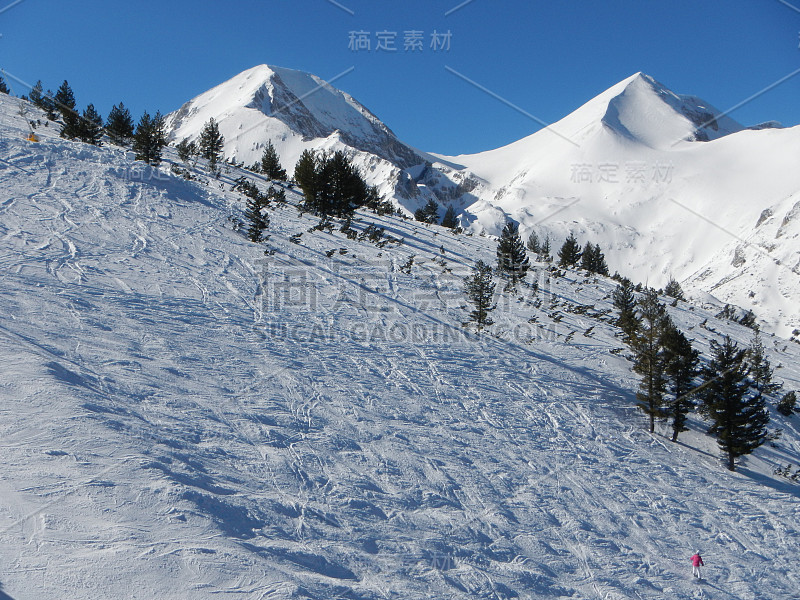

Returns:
464,260,496,331
260,141,287,181
244,195,270,243
496,221,529,286
199,117,224,171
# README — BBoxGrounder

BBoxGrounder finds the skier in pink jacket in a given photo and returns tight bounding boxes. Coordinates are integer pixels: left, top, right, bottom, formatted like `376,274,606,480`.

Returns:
691,551,704,579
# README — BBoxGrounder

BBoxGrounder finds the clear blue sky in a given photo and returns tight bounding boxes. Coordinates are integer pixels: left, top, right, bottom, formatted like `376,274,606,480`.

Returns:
2,0,798,154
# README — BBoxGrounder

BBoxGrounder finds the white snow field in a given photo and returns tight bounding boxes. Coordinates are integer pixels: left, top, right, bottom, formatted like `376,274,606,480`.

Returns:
2,92,800,600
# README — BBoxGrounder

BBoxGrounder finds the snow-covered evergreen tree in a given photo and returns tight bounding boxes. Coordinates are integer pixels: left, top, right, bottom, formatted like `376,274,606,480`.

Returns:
260,141,287,181
777,391,797,417
105,103,135,146
441,205,459,229
632,289,670,433
132,111,167,166
244,196,270,243
662,323,699,441
199,118,224,171
78,104,104,145
414,199,440,224
701,336,770,471
464,260,496,330
747,332,781,402
558,232,582,267
526,231,540,253
613,279,639,342
496,221,529,285
54,80,80,139
294,149,319,210
664,277,685,301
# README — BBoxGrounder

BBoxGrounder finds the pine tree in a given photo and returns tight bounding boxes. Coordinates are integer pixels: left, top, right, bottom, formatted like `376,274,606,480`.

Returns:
777,391,797,417
176,138,198,163
244,196,270,242
29,80,46,109
526,231,540,253
662,323,700,441
580,242,595,271
441,205,459,229
739,309,758,330
294,150,370,216
199,117,224,171
541,235,552,261
664,277,685,301
558,232,582,267
0,75,9,94
464,260,496,330
580,243,609,275
132,110,166,165
414,199,440,224
747,332,781,403
295,149,319,210
42,89,57,120
105,103,135,145
496,221,530,285
260,141,287,181
592,244,609,275
77,104,104,145
613,278,640,342
631,289,670,433
315,150,370,216
701,336,769,471
54,80,81,139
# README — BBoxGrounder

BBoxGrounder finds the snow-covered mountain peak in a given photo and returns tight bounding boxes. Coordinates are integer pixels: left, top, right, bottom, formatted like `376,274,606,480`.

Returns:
166,64,422,169
598,72,744,148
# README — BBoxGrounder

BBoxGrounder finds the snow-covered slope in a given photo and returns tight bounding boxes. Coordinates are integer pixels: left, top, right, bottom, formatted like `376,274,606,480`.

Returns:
165,65,425,202
428,74,800,336
3,93,800,599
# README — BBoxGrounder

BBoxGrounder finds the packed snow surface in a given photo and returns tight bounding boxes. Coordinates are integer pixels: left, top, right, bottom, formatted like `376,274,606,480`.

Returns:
2,92,800,599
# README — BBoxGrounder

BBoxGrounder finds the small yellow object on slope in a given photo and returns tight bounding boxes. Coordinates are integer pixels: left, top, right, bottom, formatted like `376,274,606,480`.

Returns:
26,132,39,142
